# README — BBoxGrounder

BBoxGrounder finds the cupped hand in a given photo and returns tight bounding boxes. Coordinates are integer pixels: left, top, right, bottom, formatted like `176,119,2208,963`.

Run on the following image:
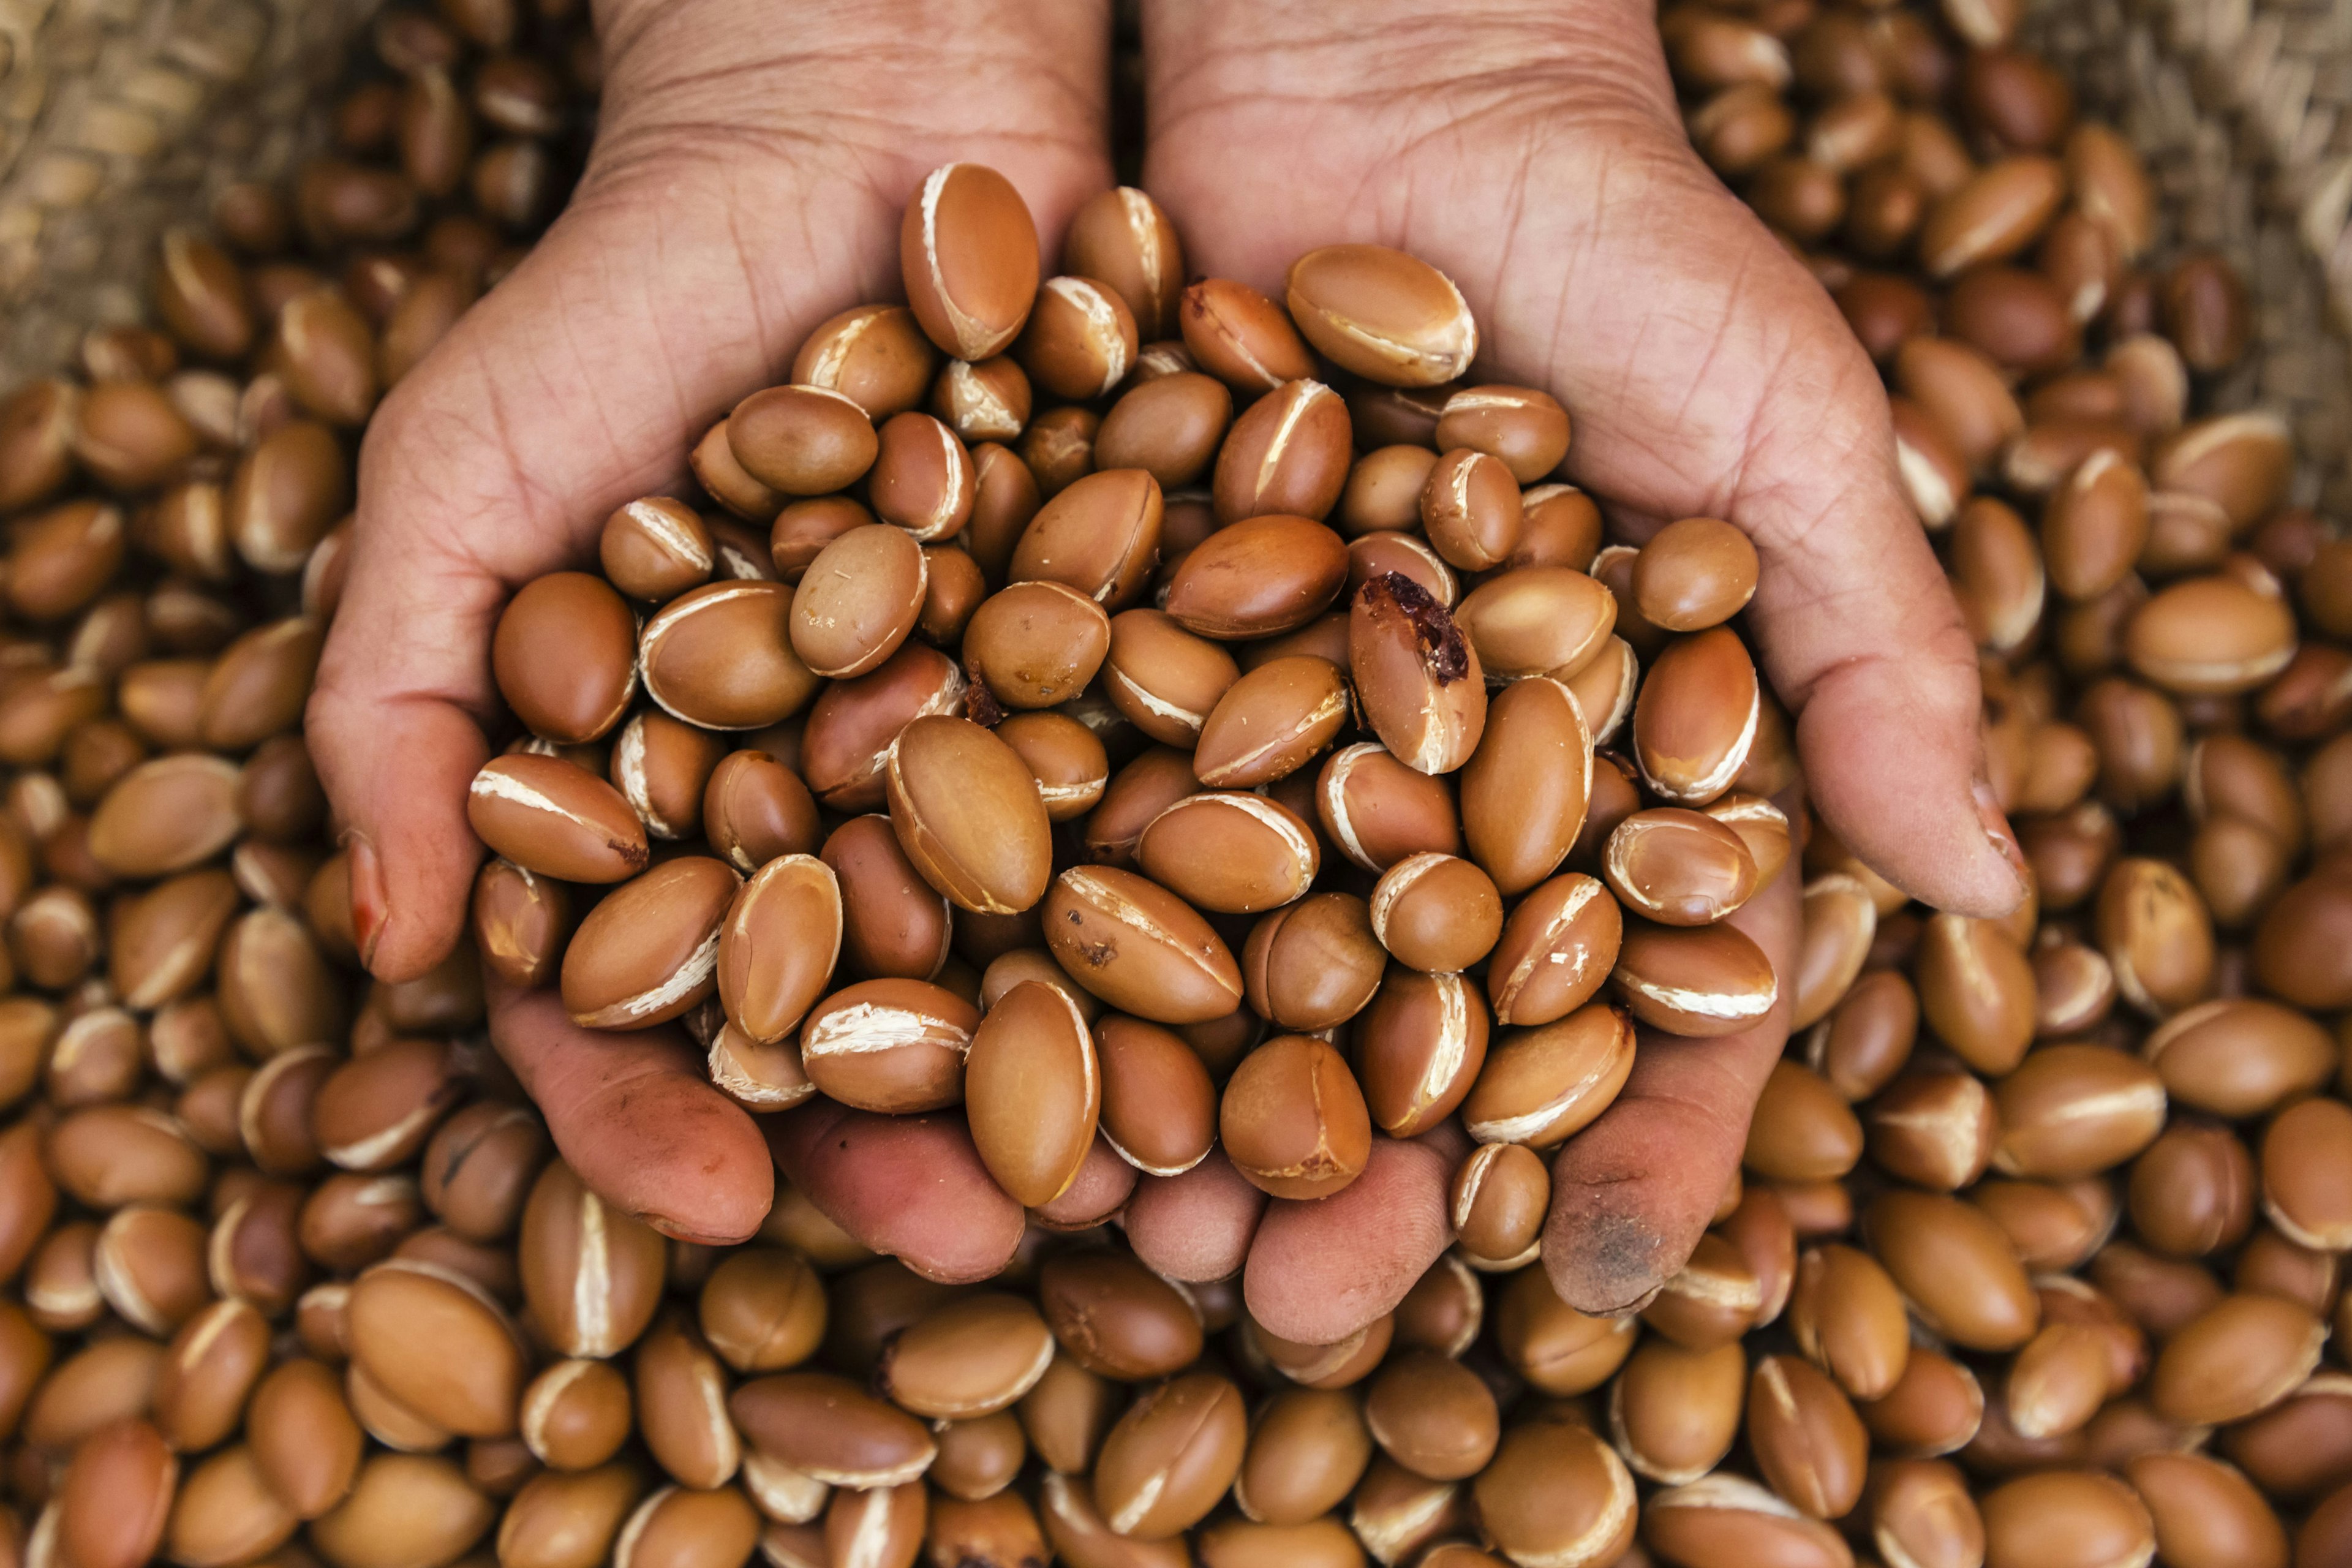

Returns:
1140,0,2028,1318
308,0,1113,1245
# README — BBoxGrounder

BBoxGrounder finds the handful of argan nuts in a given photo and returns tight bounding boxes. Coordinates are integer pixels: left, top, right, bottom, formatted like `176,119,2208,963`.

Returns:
5,0,2352,1564
470,162,1789,1225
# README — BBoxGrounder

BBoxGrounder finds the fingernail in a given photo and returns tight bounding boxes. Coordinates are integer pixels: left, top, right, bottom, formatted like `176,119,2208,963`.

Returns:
346,831,388,974
1970,775,2031,892
639,1213,742,1246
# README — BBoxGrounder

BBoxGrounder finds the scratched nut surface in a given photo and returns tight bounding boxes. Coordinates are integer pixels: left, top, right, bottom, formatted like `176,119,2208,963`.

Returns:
799,978,978,1114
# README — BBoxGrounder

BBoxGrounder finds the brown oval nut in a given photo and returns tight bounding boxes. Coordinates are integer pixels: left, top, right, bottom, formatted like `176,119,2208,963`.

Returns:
1450,1142,1551,1265
1474,1420,1637,1568
1016,276,1137,401
2124,572,2298,695
638,580,820,731
1094,372,1231,492
59,1418,177,1568
1180,277,1316,393
1420,449,1525,572
791,303,939,420
1316,741,1463,873
726,385,878,497
871,1292,1055,1428
1362,1351,1501,1482
1165,514,1351,639
1488,873,1625,1027
472,859,571,989
2041,450,2149,603
964,580,1112,710
466,753,647,883
1453,567,1616,682
770,494,874,581
823,813,953,979
701,749,820,874
1978,1471,2157,1568
1229,1386,1373,1525
1087,1014,1216,1178
2260,1096,2352,1251
931,358,1032,445
1991,1042,2167,1179
1608,1336,1745,1485
1370,853,1504,971
1866,1190,2040,1352
1747,1354,1869,1520
1643,1473,1855,1568
1634,518,1760,633
995,711,1108,823
1357,968,1491,1137
1009,467,1163,607
1193,655,1352,789
2150,411,2293,529
600,497,712,602
88,753,243,877
1285,246,1476,386
732,1370,937,1488
1434,385,1570,484
1351,573,1487,775
865,412,974,542
1091,1371,1248,1540
1103,609,1239,745
311,1038,463,1173
715,854,840,1044
800,644,965,812
155,1297,271,1451
1458,676,1593,898
1136,791,1319,914
347,1258,526,1439
559,857,740,1029
1611,919,1777,1037
785,523,927,680
1449,1006,1637,1152
697,1247,826,1377
964,981,1100,1208
1349,529,1459,612
1633,627,1760,807
1210,379,1353,526
799,978,978,1114
900,164,1039,360
1914,911,2037,1074
1919,154,2067,277
2097,856,2214,1018
487,571,641,744
1788,1243,1911,1401
1220,1034,1373,1199
608,709,725,841
1603,807,1760,927
885,715,1052,914
1242,891,1385,1031
198,615,323,749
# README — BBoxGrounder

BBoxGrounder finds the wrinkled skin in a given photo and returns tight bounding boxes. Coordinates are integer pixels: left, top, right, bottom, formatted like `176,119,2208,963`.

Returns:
311,0,2022,1341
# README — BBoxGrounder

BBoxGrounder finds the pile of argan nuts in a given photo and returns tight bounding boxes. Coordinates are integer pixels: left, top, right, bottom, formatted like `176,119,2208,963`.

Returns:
0,0,2350,1564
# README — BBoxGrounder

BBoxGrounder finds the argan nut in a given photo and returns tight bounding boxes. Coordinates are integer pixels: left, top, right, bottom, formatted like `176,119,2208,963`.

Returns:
1091,1372,1247,1539
1634,518,1759,632
1286,246,1476,386
799,979,978,1114
600,497,712,602
1369,853,1504,971
1210,380,1352,525
1473,1420,1637,1568
638,580,821,731
1180,278,1315,393
1137,791,1319,914
787,523,927,679
1356,968,1490,1137
791,303,938,420
886,715,1052,914
1351,573,1487,775
559,857,739,1029
900,164,1040,360
966,981,1100,1207
1242,891,1386,1031
1219,1035,1373,1199
1164,514,1350,638
1613,919,1778,1037
1633,627,1760,806
1192,655,1352,788
717,854,840,1044
466,753,647,883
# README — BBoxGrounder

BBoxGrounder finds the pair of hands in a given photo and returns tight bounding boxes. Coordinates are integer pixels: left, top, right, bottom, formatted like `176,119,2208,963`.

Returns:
307,0,2026,1344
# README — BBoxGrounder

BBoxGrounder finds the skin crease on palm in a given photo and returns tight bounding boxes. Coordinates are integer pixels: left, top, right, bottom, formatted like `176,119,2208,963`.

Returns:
307,0,2027,1343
